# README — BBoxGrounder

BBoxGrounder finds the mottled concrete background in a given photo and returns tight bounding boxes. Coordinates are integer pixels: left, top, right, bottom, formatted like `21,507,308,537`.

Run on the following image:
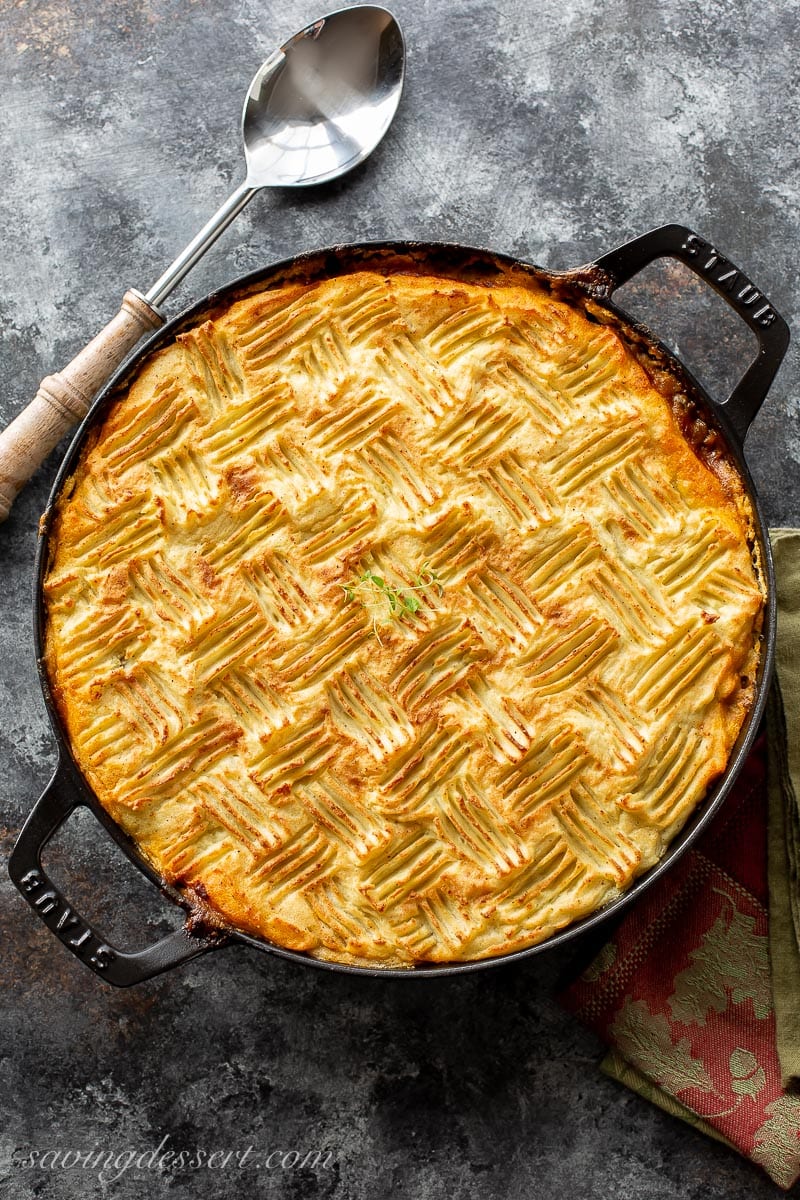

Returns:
1,1,798,1197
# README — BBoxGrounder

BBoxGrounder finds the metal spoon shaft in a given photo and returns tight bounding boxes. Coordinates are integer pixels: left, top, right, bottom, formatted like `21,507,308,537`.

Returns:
145,182,257,309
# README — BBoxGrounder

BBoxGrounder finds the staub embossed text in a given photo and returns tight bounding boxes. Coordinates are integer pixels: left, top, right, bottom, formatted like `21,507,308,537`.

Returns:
681,233,776,327
18,868,116,970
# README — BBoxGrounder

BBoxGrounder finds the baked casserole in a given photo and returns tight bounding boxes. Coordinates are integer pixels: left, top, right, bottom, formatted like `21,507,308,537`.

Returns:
43,267,764,967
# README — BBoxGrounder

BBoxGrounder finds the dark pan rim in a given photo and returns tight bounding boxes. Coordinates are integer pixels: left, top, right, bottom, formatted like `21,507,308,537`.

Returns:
32,237,776,979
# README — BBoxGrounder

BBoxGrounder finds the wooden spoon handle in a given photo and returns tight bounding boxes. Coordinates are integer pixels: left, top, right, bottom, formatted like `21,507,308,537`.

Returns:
0,290,163,522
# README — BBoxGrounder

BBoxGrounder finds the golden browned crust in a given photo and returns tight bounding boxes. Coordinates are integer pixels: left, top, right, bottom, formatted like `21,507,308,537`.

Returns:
43,270,764,966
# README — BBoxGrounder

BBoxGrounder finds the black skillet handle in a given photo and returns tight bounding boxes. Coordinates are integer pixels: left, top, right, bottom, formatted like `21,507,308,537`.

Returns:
8,762,225,987
591,223,790,442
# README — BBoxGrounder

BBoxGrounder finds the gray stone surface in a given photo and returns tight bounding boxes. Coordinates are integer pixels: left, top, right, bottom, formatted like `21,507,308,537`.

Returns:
0,1,797,1196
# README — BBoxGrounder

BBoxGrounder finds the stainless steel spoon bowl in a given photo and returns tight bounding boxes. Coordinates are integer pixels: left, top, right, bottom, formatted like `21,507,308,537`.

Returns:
146,4,405,307
244,6,404,187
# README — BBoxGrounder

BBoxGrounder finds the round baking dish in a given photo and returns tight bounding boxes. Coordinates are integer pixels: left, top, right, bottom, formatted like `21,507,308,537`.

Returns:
9,223,789,985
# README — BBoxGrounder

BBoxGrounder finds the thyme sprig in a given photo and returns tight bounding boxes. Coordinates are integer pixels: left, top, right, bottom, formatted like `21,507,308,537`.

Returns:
342,560,443,640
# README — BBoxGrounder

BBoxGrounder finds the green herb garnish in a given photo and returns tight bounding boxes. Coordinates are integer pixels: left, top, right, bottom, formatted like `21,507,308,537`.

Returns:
342,561,443,640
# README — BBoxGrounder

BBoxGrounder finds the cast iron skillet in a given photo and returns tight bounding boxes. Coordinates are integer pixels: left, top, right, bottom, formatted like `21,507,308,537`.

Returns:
8,223,790,986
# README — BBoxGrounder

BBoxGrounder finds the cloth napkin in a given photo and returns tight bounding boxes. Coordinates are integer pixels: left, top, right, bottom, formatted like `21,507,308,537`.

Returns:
559,530,800,1190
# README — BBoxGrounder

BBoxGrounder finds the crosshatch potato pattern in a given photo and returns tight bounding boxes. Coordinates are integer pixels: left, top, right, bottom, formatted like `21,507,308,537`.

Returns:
44,270,764,966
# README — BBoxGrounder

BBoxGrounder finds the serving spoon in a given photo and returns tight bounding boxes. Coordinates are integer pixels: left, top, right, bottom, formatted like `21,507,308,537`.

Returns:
0,4,405,522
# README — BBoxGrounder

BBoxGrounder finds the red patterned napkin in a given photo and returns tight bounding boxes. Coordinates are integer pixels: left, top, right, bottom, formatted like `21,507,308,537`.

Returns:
560,733,800,1189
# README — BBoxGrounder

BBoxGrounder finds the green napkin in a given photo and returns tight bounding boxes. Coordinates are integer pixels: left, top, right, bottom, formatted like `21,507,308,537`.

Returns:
767,529,800,1091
